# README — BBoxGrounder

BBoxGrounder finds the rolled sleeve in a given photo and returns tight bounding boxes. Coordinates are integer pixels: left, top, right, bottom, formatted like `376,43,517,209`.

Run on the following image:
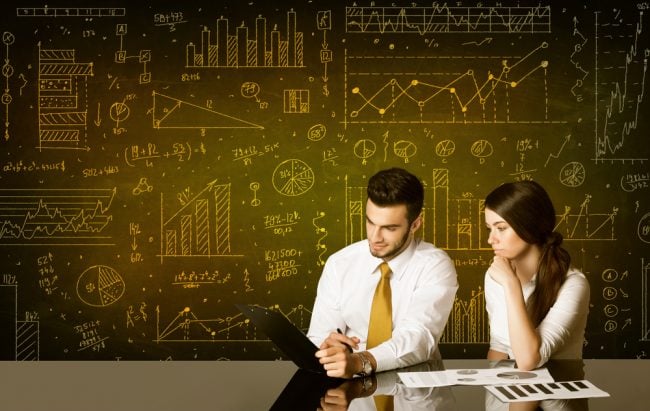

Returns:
536,272,590,365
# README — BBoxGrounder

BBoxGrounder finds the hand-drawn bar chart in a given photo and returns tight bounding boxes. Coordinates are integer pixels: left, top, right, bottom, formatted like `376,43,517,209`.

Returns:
186,10,304,68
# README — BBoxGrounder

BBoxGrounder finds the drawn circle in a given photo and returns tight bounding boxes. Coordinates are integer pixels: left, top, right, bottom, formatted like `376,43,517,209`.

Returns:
604,304,619,318
393,140,417,161
2,32,15,45
354,139,376,160
457,369,478,375
272,159,315,196
470,140,493,158
2,62,14,79
601,269,618,282
602,286,617,300
76,265,125,307
110,102,130,122
240,81,260,99
435,140,455,157
560,162,585,187
307,124,326,141
604,320,617,333
1,92,11,105
496,371,537,379
637,212,650,243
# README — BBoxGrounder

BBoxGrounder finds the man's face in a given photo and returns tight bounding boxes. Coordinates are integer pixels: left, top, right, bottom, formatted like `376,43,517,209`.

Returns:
365,199,420,261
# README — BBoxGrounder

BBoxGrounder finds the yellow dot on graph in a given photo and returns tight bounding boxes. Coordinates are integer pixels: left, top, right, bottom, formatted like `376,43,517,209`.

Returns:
379,108,386,114
510,82,517,87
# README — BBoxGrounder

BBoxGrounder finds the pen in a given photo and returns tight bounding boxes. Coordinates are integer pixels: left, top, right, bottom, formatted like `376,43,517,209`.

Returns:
337,328,354,353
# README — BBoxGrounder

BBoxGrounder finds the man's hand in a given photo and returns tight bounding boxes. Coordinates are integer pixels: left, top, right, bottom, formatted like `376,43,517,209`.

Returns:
315,331,361,378
318,378,373,411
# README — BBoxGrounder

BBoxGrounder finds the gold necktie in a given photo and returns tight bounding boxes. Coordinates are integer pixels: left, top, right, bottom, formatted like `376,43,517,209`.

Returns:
367,262,392,348
368,264,394,411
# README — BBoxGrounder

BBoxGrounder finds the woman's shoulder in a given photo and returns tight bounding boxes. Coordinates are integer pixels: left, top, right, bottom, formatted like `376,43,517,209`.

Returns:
559,268,590,296
565,269,588,284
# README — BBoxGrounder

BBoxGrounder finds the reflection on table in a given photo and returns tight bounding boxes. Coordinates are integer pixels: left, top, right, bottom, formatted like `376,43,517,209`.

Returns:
270,358,628,411
271,359,456,411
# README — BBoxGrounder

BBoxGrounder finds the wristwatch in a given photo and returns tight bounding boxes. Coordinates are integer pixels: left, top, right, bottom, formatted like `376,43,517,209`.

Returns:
357,351,373,377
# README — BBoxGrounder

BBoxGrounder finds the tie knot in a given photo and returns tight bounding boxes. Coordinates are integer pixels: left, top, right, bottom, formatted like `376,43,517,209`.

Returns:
379,262,392,278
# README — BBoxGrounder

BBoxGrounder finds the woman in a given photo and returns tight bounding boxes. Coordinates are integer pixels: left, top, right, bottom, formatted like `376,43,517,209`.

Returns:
484,181,590,371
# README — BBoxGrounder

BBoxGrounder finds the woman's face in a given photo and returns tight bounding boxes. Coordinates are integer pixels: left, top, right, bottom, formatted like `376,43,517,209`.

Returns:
484,207,533,261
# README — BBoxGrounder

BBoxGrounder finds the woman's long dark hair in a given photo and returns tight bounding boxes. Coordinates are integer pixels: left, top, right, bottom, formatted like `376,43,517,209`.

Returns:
485,181,571,326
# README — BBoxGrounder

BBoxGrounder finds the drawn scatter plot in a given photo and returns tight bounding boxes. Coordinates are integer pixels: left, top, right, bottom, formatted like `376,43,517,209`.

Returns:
76,265,125,307
272,159,315,196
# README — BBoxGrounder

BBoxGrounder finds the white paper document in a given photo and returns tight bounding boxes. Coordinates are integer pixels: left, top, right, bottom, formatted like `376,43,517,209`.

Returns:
398,367,554,388
485,379,610,402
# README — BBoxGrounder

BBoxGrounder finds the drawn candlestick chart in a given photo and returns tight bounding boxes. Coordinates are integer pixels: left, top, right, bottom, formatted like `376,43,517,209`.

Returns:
345,42,554,124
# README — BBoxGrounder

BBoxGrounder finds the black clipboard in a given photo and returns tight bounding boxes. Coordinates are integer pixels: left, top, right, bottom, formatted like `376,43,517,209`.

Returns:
235,304,324,373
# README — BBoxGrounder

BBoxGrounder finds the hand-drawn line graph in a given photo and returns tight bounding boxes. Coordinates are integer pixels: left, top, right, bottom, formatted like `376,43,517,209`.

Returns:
38,45,94,151
160,180,242,261
345,43,559,125
440,286,488,344
554,194,617,241
0,188,115,245
186,10,304,68
345,5,551,34
1,283,39,361
594,8,649,164
152,91,263,130
155,304,311,342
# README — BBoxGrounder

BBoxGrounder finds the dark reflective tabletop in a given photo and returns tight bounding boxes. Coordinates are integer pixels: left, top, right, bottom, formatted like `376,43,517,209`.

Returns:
0,359,648,410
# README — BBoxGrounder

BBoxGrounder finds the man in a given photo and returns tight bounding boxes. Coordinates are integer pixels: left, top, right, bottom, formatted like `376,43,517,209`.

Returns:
307,167,458,379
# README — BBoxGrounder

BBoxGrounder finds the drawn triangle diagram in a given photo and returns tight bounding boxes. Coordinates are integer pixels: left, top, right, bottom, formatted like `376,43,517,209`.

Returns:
152,91,264,129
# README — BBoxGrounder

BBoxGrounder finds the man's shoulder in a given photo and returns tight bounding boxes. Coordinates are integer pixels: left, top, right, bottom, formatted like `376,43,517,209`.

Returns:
413,240,453,261
327,239,368,260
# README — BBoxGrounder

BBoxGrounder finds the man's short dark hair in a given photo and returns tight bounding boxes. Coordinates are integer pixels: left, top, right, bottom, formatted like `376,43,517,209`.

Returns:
367,168,424,223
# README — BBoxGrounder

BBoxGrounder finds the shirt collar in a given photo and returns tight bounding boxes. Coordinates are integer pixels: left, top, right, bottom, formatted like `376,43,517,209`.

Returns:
369,237,418,281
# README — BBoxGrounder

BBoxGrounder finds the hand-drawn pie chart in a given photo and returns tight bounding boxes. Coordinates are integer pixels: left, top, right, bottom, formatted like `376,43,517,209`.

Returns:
272,159,315,196
76,265,125,307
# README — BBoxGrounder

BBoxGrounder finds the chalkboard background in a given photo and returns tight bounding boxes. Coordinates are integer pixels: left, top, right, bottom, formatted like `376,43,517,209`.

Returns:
0,0,648,360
